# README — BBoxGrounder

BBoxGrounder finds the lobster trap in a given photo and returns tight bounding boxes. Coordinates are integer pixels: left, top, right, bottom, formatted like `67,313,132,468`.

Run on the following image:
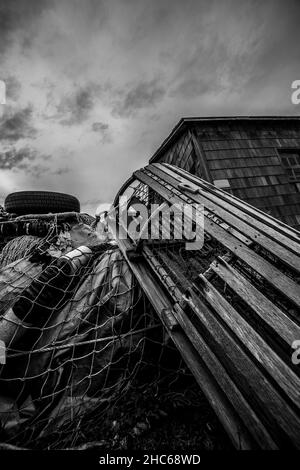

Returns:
108,162,300,449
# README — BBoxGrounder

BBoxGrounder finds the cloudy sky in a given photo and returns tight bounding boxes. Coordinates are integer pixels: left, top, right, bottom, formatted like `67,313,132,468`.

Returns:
0,0,299,214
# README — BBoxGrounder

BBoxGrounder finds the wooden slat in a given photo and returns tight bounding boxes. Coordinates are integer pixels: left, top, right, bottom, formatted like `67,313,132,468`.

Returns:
143,246,277,448
170,322,253,450
112,219,253,449
162,163,300,243
134,169,300,307
155,162,300,247
173,304,277,449
186,290,300,448
113,175,136,207
144,243,300,447
161,162,300,242
148,164,300,270
210,258,300,345
210,257,300,342
197,274,300,408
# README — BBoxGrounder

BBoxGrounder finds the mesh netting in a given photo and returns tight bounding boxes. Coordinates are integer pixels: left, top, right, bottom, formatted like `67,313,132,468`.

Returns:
0,235,43,268
0,225,191,449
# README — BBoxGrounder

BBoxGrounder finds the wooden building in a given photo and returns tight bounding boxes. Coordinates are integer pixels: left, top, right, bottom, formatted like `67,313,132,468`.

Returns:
149,117,300,230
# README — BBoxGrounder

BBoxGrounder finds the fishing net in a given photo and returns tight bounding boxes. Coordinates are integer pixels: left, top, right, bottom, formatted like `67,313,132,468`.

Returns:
0,223,189,449
0,236,43,268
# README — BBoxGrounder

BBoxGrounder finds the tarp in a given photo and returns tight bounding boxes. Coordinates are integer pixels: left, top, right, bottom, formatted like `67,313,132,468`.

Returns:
0,246,159,446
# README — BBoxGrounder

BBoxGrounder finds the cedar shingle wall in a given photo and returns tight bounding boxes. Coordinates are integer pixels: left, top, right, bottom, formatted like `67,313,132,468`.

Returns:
161,131,196,173
155,120,300,230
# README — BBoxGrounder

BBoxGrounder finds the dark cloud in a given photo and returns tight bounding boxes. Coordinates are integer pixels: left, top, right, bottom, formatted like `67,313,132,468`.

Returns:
19,161,69,179
0,0,300,212
92,122,109,132
168,26,252,100
0,146,37,170
0,0,54,57
0,105,37,142
56,83,101,126
171,0,300,103
91,121,111,143
168,31,227,98
22,162,46,178
53,167,69,176
112,79,166,118
0,145,64,178
171,76,218,100
238,0,300,87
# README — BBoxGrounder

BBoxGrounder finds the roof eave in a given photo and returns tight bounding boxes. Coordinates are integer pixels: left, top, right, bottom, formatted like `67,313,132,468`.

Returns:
149,115,300,163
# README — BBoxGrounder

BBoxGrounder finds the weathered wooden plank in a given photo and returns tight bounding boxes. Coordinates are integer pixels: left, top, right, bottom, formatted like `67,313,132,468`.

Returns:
142,246,183,301
186,289,300,448
148,164,300,271
144,164,300,265
173,304,278,449
161,163,300,245
171,323,254,450
142,246,277,448
113,175,136,208
112,220,253,449
135,169,300,307
197,273,300,408
210,257,300,346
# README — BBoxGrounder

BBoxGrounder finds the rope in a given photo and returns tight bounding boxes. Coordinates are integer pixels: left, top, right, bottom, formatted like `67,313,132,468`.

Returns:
7,325,161,358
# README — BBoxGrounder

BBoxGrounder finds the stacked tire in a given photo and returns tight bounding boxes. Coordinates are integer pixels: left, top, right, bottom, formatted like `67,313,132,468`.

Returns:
4,191,80,216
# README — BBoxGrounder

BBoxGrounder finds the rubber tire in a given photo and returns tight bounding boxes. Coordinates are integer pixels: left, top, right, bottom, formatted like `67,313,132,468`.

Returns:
4,191,80,215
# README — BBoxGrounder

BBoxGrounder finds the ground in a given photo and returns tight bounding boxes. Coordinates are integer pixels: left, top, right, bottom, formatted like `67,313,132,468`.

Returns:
76,379,232,451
